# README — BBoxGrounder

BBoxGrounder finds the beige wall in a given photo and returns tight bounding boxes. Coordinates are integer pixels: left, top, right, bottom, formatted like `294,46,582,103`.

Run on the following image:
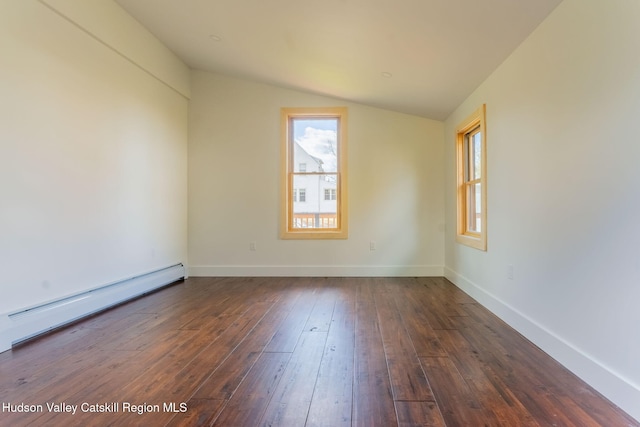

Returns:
188,71,444,276
444,0,640,419
0,0,188,315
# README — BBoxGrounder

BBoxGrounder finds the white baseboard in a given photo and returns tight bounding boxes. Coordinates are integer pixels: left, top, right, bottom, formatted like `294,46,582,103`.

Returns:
188,264,444,277
0,264,185,354
444,266,640,423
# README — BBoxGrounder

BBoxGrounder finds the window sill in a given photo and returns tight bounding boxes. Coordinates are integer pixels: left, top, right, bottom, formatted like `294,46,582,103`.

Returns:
456,234,486,251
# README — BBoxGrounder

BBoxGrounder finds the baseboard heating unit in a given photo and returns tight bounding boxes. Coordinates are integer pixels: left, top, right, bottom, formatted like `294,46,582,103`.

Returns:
0,263,185,353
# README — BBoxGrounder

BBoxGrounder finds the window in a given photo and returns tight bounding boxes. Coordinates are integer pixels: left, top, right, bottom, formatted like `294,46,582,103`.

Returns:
324,188,336,201
281,107,348,239
456,104,487,250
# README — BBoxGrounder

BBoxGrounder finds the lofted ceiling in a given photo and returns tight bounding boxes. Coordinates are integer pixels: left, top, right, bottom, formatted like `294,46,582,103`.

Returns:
115,0,563,120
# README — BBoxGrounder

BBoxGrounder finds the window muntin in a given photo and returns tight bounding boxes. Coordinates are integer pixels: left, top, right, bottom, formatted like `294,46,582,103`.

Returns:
281,107,348,239
456,105,487,250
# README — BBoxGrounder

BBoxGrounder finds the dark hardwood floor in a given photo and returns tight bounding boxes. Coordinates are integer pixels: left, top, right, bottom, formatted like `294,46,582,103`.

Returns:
0,277,637,426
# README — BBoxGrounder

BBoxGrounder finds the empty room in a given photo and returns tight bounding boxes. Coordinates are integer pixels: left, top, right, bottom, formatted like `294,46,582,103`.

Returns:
1,0,639,425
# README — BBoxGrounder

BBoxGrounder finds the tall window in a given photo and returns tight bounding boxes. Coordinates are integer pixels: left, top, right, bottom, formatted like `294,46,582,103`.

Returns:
281,107,348,239
456,104,487,250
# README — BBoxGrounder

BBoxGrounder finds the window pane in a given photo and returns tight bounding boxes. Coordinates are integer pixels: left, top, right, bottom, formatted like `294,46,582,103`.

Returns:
291,118,338,173
466,183,482,233
472,131,482,180
292,174,338,229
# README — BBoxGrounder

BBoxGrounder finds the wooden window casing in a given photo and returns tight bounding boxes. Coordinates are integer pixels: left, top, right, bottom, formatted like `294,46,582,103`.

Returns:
280,107,348,239
456,105,487,251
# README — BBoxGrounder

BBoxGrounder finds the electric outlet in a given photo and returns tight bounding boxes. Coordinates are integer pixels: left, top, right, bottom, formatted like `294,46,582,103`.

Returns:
507,265,514,280
370,241,376,251
249,241,257,251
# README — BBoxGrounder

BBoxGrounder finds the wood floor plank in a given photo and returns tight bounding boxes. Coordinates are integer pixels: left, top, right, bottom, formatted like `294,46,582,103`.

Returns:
0,307,160,381
97,302,274,427
452,303,638,426
395,401,447,427
353,280,398,427
165,398,226,427
306,278,355,427
435,328,540,426
421,277,476,305
263,279,317,353
192,293,298,399
451,323,574,426
1,277,637,427
304,279,338,333
373,284,434,402
259,331,328,426
420,356,501,426
30,328,218,426
391,288,447,358
212,351,291,427
0,315,161,401
402,282,460,330
0,327,96,400
0,347,128,427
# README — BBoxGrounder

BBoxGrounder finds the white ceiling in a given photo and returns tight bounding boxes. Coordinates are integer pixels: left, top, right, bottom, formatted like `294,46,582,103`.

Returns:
115,0,563,120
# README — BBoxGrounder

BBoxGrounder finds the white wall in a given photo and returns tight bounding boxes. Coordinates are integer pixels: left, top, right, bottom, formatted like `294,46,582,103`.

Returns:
40,0,190,99
444,0,640,420
0,1,188,318
188,71,444,276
